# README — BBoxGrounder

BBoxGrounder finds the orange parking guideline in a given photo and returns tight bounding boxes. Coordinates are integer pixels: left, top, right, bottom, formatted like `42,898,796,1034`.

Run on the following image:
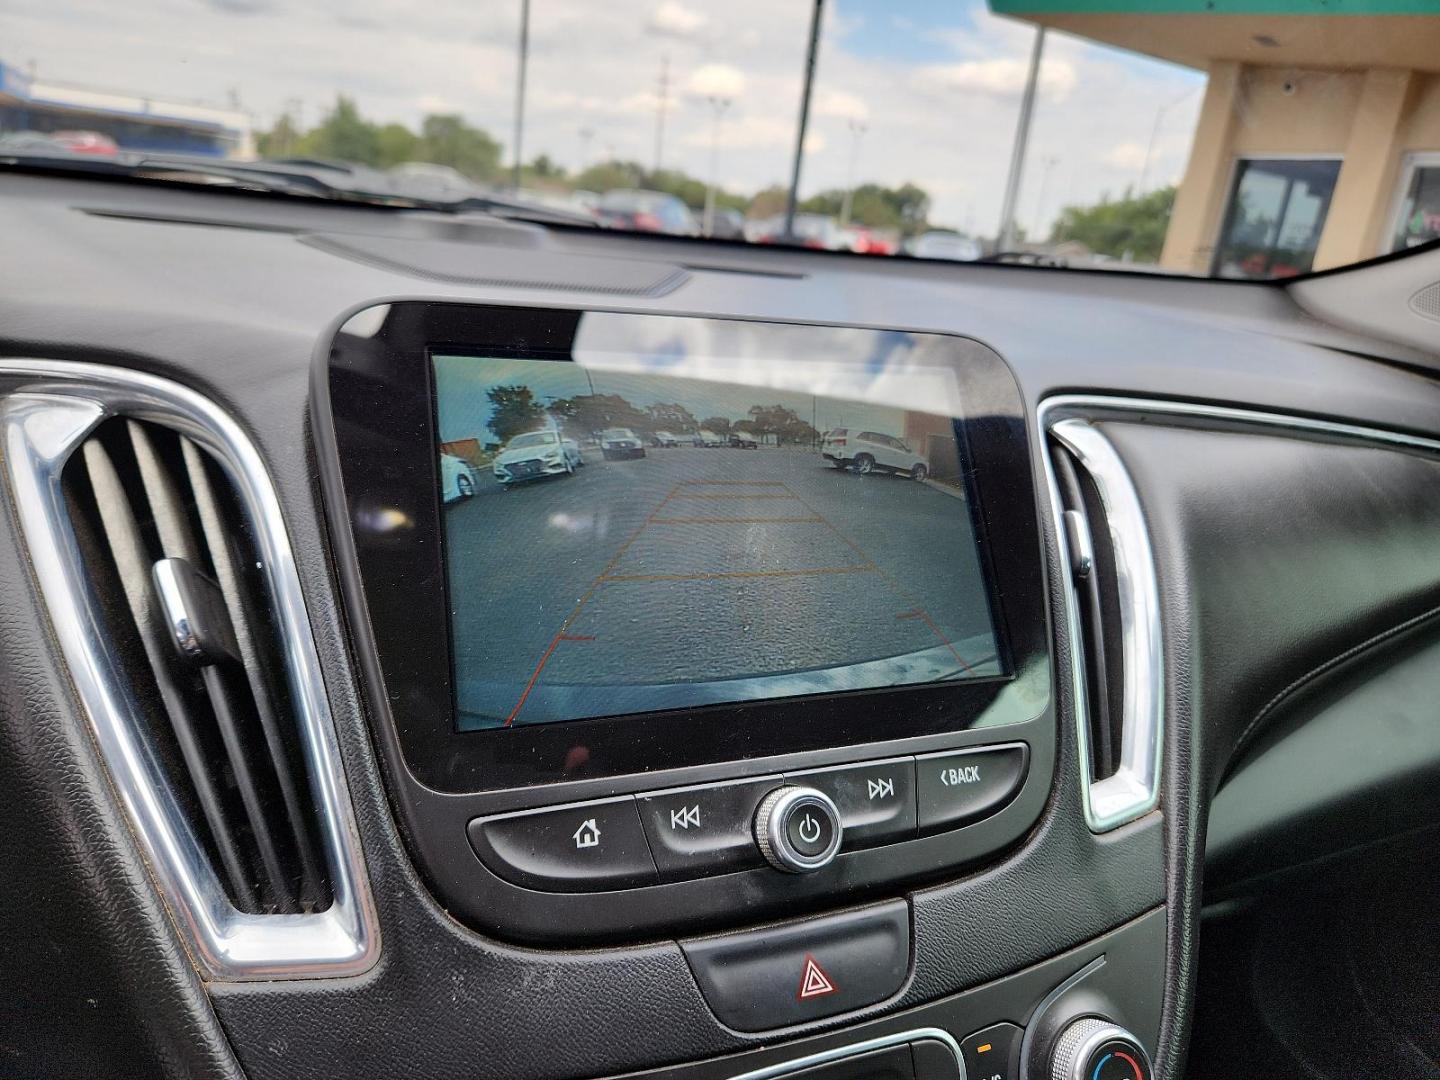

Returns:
503,482,683,725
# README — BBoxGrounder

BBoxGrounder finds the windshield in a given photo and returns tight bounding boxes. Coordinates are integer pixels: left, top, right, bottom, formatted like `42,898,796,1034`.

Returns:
5,2,1437,279
508,431,557,449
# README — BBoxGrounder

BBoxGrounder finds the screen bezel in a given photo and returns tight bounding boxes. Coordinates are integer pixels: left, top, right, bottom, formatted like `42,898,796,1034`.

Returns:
324,302,1050,793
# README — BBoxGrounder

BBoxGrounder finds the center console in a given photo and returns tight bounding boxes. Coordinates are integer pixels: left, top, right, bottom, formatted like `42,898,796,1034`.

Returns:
321,303,1056,950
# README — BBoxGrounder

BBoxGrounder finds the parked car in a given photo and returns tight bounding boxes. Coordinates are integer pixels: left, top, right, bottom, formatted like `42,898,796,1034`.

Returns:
440,453,480,502
595,190,698,236
695,429,726,448
754,212,841,250
492,430,583,486
904,230,983,262
650,430,682,447
708,208,746,240
820,428,929,479
600,427,646,460
727,432,758,448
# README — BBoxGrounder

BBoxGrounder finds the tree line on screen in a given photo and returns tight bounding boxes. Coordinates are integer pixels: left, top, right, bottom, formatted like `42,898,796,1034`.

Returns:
258,96,1175,258
485,386,819,448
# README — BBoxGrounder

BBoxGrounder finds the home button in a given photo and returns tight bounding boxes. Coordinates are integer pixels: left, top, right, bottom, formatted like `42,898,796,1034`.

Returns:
468,797,660,892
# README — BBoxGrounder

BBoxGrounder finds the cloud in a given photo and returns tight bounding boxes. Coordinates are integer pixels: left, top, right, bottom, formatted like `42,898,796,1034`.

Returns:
686,63,746,99
814,89,869,123
911,57,1078,103
1102,141,1148,171
646,1,706,40
6,0,1207,235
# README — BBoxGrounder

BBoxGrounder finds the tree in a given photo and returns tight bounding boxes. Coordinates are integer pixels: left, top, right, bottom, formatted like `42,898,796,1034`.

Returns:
645,402,697,432
487,385,545,444
256,111,303,158
300,96,379,163
747,186,789,219
548,394,649,438
376,123,419,168
1051,186,1176,263
801,182,931,233
699,416,733,436
746,404,817,445
419,115,503,181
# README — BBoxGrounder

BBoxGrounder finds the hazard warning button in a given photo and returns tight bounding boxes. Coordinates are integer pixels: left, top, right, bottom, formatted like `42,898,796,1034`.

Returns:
680,900,909,1031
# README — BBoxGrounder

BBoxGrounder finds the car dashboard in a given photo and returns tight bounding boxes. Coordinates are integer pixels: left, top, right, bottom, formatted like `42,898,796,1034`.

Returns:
1,170,1438,1080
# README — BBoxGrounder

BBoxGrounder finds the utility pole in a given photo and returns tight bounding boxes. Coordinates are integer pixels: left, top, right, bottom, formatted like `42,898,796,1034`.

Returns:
653,54,671,177
1139,85,1197,194
784,0,825,242
578,126,594,173
703,96,732,237
838,118,867,230
996,26,1045,253
511,0,530,194
1032,154,1059,241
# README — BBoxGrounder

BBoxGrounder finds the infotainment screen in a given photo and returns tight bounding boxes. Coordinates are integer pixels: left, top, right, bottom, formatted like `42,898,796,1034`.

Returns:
432,325,1005,732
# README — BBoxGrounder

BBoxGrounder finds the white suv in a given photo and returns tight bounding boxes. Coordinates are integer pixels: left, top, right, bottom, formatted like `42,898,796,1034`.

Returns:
820,429,929,480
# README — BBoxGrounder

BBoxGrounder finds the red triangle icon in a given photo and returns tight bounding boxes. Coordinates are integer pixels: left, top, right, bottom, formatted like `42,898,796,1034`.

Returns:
797,955,837,1000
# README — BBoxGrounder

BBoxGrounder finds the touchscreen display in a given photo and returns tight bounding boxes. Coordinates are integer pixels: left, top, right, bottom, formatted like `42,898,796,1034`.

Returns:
433,331,1004,731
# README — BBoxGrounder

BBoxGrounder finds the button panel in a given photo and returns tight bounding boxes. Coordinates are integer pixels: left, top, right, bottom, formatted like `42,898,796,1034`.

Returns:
467,742,1028,893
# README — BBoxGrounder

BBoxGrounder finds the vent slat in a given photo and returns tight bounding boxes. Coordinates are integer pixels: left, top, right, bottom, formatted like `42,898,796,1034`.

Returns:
1051,438,1126,782
80,438,260,909
181,437,327,909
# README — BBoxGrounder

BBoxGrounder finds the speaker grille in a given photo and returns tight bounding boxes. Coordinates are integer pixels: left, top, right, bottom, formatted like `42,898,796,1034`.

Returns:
1411,281,1440,323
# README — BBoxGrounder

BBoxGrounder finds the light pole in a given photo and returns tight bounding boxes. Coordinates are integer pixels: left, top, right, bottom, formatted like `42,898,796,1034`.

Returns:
703,96,732,237
996,26,1046,253
511,0,530,194
1139,85,1198,194
1032,154,1058,242
578,126,594,174
784,0,825,242
838,118,867,230
653,54,671,176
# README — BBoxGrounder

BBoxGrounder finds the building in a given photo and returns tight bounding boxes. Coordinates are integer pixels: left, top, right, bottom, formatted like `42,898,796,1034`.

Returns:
0,60,252,158
989,1,1440,278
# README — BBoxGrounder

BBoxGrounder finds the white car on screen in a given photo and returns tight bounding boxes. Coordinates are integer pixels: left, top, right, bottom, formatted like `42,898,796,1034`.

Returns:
492,430,583,486
600,428,647,460
440,453,479,502
695,429,726,448
820,429,929,480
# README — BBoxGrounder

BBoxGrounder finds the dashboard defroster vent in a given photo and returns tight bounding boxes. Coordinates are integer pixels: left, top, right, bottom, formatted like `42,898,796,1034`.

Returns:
1,360,377,979
1041,411,1163,831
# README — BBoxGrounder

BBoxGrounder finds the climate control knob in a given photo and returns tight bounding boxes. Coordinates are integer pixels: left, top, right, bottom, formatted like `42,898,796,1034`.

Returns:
1050,1019,1152,1080
754,786,843,873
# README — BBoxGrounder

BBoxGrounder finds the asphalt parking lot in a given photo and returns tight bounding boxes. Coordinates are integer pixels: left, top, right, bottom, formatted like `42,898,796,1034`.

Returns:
443,445,1002,728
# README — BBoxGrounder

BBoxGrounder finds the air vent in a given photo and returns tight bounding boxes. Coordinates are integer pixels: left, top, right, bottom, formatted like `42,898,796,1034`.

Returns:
1,360,376,978
1042,412,1163,831
68,418,328,913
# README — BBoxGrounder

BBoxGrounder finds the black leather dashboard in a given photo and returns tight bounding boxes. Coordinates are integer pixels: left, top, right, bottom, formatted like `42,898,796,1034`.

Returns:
1,170,1438,1080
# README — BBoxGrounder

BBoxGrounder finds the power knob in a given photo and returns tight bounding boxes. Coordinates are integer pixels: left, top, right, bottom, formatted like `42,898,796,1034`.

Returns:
753,786,842,873
1050,1019,1152,1080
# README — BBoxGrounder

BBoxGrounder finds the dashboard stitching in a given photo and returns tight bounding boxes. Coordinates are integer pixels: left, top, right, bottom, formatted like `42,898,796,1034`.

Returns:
1231,598,1440,764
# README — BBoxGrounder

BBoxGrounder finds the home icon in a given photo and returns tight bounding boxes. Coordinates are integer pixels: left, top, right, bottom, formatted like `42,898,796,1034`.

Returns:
572,818,601,850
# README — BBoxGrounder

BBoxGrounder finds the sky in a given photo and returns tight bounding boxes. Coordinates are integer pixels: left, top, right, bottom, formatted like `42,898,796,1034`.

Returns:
5,0,1206,235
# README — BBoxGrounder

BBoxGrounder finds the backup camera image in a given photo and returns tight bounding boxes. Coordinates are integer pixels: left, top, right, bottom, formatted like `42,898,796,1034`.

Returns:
434,350,1003,730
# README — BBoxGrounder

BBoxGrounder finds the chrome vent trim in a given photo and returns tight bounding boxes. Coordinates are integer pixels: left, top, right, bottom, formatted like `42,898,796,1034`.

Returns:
0,359,378,980
1039,403,1164,832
